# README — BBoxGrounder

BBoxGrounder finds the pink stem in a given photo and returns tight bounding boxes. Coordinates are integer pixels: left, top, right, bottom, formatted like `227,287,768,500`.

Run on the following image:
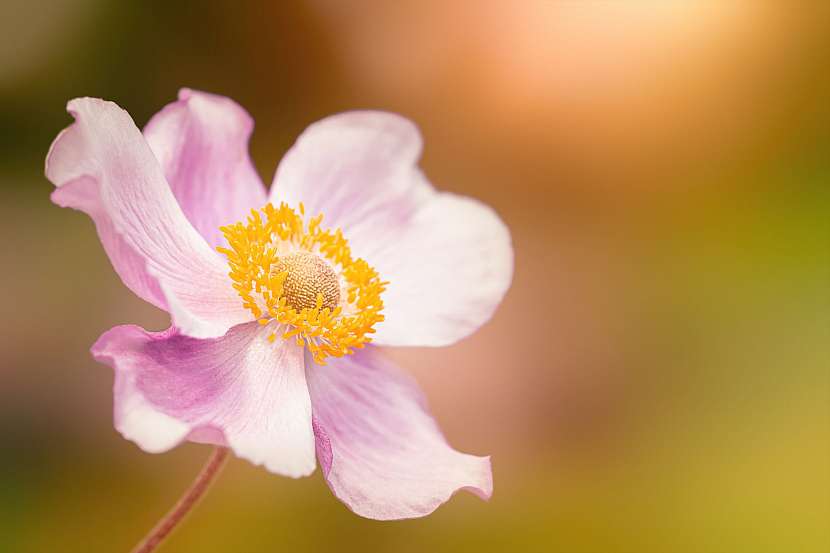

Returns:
130,447,230,553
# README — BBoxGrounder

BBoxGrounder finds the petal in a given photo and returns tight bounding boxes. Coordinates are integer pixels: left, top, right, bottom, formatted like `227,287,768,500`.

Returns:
46,98,251,337
269,111,433,251
49,130,167,310
369,192,513,346
307,347,492,520
269,112,512,346
144,89,267,248
92,322,316,478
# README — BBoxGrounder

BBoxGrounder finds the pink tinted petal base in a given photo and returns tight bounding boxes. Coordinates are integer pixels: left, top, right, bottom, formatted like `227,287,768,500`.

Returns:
144,89,267,248
307,348,493,520
46,98,251,337
93,323,316,478
270,111,513,347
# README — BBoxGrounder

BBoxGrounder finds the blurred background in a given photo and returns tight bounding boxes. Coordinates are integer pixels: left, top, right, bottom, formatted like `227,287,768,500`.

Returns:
1,2,828,552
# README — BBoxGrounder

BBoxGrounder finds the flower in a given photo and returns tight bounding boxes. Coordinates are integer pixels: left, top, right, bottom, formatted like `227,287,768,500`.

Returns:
45,89,513,519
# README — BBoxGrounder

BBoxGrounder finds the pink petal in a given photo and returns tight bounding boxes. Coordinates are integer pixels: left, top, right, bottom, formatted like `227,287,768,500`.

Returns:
307,347,492,520
46,98,251,337
48,129,167,310
269,111,433,252
270,111,512,346
93,322,316,478
144,89,267,248
369,192,513,346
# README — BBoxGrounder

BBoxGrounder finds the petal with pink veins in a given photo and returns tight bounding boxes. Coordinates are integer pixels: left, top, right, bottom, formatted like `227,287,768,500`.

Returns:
307,347,492,520
46,98,251,337
270,112,512,347
144,88,267,248
92,322,317,478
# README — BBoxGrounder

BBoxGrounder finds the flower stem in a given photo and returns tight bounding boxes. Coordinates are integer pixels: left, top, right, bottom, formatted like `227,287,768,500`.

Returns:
131,447,230,553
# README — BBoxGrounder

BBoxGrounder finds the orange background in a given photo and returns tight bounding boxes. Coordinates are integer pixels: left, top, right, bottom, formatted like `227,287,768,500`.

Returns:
1,2,828,552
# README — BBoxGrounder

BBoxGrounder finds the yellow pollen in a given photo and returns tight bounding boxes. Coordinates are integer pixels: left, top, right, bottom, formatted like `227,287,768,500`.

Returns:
272,252,340,312
217,202,387,364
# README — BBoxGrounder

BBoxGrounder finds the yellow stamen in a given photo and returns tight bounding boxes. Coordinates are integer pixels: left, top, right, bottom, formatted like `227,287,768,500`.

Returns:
218,203,386,364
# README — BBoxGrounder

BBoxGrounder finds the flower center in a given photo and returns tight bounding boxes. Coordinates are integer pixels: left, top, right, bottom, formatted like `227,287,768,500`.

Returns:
271,251,340,312
217,203,386,364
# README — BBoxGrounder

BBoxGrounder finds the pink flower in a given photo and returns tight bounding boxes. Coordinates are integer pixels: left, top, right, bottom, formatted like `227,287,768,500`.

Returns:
46,89,512,520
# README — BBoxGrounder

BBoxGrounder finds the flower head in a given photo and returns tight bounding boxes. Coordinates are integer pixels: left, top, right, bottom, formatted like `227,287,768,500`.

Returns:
46,89,512,519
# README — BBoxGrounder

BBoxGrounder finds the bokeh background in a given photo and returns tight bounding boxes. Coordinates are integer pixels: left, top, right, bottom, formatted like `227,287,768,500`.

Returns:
1,2,828,552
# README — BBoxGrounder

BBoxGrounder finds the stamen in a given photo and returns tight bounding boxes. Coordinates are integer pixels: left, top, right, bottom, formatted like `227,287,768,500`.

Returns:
218,203,386,364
